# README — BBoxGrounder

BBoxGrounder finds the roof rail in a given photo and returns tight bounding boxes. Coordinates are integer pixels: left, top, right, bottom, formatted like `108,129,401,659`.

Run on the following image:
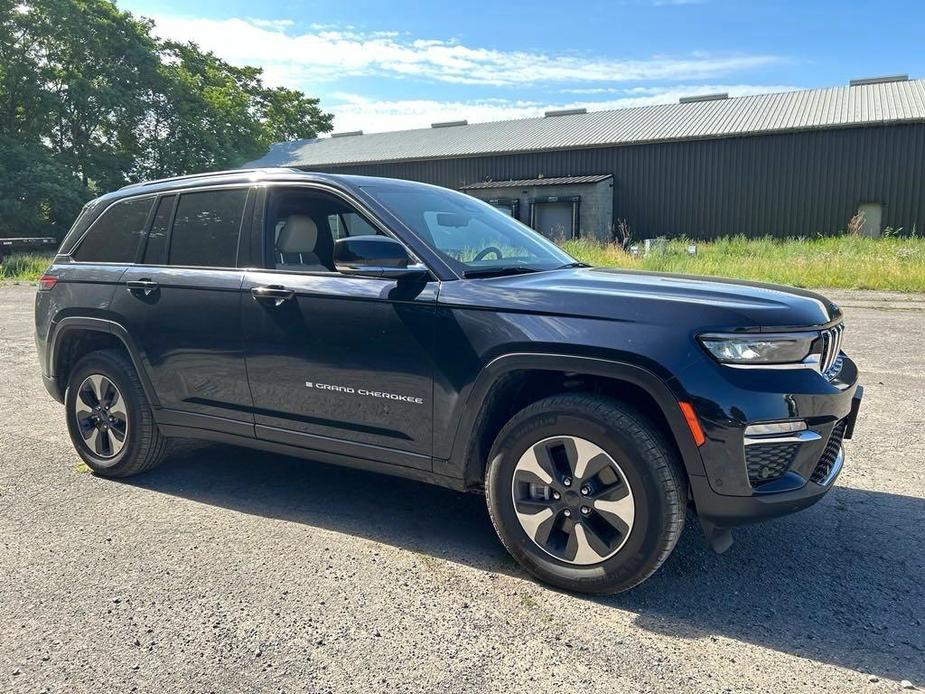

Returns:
119,168,290,190
431,120,468,128
849,74,909,86
331,130,364,138
544,108,587,118
679,93,729,104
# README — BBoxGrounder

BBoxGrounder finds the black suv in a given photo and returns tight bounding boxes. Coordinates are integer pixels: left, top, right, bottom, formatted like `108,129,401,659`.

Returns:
35,169,862,594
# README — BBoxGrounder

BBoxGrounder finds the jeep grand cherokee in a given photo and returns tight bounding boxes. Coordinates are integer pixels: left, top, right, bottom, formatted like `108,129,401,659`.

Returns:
35,169,863,594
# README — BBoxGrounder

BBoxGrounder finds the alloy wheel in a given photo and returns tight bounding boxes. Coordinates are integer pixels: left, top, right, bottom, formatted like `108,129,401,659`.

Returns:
511,435,635,565
73,374,128,461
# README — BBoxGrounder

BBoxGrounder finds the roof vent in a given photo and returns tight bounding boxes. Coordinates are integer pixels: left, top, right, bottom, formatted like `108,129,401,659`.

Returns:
331,130,363,138
431,120,468,128
849,74,909,86
544,108,587,118
678,93,729,104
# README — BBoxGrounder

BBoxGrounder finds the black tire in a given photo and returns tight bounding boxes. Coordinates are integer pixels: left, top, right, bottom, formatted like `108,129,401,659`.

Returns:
485,393,686,594
65,348,169,477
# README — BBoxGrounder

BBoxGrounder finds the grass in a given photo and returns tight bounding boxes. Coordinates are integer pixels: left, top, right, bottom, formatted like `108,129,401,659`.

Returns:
0,253,53,282
3,235,924,291
561,235,925,292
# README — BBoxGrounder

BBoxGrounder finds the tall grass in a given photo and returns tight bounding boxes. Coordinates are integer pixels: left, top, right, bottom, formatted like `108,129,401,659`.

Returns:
0,253,53,281
2,237,924,291
561,235,925,292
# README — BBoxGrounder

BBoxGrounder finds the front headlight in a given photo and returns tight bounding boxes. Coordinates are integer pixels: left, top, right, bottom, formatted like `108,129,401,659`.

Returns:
699,332,818,365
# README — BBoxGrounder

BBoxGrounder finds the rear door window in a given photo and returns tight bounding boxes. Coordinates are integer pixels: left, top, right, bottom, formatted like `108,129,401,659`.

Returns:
169,189,248,268
72,197,154,263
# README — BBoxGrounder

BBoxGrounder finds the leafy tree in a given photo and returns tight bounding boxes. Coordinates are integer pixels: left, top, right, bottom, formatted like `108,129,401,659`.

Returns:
259,86,333,145
0,0,333,238
0,134,87,237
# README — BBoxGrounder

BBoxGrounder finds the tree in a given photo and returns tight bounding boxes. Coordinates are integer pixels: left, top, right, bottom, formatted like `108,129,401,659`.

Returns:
0,134,87,237
259,86,333,145
0,0,333,238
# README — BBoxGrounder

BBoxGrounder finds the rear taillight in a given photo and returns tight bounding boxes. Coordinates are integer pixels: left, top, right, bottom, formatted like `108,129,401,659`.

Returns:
38,274,58,291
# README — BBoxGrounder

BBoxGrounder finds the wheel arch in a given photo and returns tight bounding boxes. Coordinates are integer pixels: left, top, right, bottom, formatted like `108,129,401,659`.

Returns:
452,353,705,489
48,317,160,407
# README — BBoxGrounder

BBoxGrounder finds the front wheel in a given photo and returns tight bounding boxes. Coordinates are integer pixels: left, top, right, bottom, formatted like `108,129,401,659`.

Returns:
485,393,686,594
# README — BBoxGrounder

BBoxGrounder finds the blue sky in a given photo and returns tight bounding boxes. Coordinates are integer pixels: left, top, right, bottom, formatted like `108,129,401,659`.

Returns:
121,0,924,134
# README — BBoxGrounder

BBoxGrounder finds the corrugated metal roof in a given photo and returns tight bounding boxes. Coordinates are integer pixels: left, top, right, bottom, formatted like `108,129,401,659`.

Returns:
248,79,925,168
460,174,612,190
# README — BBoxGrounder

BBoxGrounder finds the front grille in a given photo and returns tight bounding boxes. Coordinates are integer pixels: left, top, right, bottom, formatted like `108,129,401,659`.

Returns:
820,323,845,379
811,419,847,484
746,443,800,485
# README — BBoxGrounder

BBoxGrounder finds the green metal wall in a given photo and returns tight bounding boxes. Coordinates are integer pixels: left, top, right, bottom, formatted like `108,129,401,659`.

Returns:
310,122,925,239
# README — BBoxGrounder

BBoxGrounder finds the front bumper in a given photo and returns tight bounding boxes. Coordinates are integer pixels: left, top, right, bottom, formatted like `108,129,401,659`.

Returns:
691,444,846,526
683,357,862,528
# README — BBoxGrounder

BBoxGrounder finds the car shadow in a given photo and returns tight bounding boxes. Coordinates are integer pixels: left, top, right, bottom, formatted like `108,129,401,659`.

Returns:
126,443,925,684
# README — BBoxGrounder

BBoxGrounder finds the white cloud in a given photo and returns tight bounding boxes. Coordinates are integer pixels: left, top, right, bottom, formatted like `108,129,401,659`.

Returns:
145,14,782,88
328,84,799,133
247,18,294,30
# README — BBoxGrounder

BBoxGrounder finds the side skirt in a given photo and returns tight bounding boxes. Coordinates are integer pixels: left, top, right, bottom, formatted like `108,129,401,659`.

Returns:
156,421,467,493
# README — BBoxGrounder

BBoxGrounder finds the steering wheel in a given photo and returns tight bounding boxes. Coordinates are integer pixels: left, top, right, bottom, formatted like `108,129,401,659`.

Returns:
473,246,503,262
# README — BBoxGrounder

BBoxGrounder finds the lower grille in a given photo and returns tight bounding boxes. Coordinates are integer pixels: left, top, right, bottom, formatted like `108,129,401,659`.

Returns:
811,420,847,484
746,443,800,485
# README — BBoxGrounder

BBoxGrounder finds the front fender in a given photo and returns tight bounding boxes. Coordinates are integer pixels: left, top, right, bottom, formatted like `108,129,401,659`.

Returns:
444,352,706,486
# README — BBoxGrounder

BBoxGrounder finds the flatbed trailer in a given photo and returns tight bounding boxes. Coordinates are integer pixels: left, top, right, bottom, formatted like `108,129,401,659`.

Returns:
0,237,57,261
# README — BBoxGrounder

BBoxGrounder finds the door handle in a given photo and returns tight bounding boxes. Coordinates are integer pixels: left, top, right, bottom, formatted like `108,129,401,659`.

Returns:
251,285,295,307
126,279,159,296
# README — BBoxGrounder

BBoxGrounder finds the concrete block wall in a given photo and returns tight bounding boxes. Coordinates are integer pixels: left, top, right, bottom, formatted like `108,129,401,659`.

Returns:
465,178,614,241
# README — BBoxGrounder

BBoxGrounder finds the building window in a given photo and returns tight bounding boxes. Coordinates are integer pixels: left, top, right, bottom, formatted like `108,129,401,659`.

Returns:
487,198,520,219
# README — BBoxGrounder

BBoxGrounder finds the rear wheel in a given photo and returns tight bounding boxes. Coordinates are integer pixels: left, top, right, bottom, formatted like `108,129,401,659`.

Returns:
486,393,686,594
65,349,169,477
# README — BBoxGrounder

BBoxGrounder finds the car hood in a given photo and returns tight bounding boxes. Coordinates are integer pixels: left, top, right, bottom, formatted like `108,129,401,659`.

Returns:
438,267,842,330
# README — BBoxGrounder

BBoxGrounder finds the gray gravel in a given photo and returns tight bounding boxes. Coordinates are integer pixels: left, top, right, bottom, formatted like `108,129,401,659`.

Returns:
1,282,923,693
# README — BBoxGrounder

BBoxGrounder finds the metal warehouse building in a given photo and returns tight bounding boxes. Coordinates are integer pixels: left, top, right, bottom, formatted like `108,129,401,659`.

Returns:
248,76,925,241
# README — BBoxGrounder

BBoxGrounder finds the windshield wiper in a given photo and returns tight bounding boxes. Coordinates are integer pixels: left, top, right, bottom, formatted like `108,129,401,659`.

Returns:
555,261,589,269
463,266,541,279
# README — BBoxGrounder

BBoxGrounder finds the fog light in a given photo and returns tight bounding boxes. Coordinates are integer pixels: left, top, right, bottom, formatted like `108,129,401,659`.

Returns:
744,420,807,437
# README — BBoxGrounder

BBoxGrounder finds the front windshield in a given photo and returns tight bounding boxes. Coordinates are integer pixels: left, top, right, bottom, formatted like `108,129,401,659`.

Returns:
361,184,577,276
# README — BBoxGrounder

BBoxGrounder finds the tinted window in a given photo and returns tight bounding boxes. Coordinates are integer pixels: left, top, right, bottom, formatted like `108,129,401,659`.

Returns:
169,189,247,268
72,197,154,263
142,195,175,265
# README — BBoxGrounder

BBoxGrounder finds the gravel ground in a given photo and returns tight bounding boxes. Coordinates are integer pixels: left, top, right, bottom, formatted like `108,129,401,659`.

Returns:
1,283,923,693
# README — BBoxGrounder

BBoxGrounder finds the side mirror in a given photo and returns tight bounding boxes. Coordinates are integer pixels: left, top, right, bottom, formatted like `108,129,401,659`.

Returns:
333,236,429,280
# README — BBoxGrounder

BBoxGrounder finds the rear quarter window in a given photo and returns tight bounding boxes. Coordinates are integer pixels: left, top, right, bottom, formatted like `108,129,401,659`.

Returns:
72,197,154,263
